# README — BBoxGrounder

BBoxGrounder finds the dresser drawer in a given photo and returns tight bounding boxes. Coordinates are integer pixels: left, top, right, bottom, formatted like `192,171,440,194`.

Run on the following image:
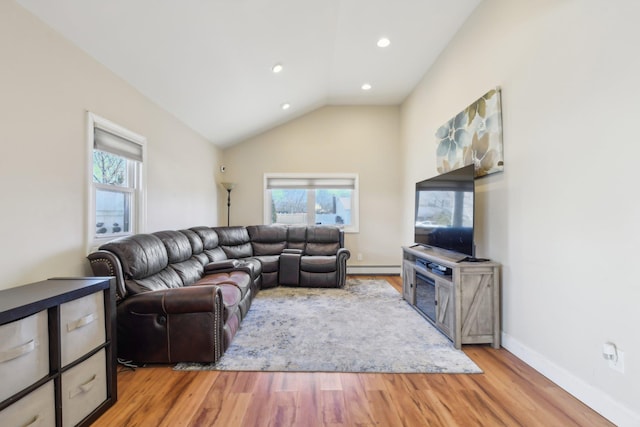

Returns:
61,349,107,427
60,291,105,367
0,310,49,402
0,380,55,427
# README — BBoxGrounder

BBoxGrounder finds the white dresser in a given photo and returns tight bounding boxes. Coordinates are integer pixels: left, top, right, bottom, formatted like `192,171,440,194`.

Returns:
0,278,116,427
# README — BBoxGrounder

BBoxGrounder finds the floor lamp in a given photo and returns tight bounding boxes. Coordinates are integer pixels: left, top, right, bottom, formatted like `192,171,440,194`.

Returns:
221,182,236,226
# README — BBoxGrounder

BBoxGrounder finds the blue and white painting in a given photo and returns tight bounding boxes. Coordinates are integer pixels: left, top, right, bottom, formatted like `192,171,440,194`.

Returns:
436,88,503,177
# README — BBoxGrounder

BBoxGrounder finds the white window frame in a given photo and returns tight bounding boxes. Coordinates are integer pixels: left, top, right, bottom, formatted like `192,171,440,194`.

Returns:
263,173,359,233
87,112,147,252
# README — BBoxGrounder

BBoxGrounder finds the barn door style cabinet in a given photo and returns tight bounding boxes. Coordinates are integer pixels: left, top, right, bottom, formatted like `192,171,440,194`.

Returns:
402,245,501,349
0,277,116,427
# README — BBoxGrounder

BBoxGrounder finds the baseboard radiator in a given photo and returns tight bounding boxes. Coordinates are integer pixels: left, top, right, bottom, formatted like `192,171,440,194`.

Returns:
347,265,401,275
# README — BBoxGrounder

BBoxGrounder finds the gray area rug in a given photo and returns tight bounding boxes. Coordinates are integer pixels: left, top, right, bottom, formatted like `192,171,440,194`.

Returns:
174,278,482,373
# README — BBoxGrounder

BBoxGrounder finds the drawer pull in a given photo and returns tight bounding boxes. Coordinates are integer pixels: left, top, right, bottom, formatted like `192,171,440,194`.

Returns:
23,415,42,427
0,339,35,363
67,312,97,332
69,374,97,399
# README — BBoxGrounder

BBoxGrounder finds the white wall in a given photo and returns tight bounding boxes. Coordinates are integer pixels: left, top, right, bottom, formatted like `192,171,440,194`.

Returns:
220,105,402,269
0,1,221,290
401,0,639,424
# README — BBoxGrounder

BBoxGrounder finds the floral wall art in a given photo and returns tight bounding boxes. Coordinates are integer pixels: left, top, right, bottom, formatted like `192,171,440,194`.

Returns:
435,88,503,177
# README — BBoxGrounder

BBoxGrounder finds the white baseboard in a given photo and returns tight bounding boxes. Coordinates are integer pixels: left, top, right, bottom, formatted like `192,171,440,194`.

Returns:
347,265,401,275
501,332,640,427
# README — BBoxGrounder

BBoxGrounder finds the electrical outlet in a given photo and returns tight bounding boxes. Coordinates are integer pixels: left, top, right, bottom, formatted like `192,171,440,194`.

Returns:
357,253,363,261
609,350,625,373
603,342,625,373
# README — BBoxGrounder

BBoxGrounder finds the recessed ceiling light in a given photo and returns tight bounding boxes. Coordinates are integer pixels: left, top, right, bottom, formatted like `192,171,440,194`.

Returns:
281,103,291,110
272,63,283,73
361,83,372,91
377,37,391,48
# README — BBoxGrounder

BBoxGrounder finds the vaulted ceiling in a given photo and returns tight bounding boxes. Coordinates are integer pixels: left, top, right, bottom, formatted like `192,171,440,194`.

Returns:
16,0,481,147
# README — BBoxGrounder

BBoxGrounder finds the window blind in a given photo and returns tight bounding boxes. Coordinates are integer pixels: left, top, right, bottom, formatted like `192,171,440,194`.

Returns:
94,128,143,162
266,176,355,190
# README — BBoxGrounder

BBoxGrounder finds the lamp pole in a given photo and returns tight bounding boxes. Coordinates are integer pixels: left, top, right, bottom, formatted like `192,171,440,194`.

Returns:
221,182,236,227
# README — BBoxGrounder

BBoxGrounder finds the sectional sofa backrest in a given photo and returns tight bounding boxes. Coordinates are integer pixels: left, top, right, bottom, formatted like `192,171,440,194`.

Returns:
90,224,347,300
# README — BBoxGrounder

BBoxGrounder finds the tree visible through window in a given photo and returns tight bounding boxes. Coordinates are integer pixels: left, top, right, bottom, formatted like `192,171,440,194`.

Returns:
93,150,132,235
93,151,125,185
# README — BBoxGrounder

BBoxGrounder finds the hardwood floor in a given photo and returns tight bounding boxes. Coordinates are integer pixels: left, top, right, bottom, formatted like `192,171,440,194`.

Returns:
93,276,613,427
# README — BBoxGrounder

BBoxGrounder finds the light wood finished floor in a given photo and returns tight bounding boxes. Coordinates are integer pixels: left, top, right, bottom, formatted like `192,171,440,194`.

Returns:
93,276,613,427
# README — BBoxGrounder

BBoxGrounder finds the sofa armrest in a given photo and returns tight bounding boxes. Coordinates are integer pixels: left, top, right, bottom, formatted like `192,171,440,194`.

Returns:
337,248,351,259
204,259,255,278
204,259,239,273
336,248,351,288
123,285,222,314
87,250,127,301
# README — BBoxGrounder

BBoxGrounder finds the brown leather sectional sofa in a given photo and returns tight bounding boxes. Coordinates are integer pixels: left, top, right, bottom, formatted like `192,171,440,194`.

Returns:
87,224,350,364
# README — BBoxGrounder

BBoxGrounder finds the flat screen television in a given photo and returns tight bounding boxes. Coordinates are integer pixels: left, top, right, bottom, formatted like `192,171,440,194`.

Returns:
414,164,475,258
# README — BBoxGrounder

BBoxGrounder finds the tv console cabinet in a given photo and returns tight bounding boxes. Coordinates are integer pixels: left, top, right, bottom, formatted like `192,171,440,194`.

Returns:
0,277,116,427
402,245,501,349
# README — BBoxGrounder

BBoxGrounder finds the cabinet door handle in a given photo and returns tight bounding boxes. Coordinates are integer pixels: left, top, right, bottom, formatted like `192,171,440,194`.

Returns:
69,374,97,399
67,312,97,332
0,339,35,363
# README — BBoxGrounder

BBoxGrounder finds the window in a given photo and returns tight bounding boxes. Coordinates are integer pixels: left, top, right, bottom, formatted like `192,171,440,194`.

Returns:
88,113,146,250
264,173,359,232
